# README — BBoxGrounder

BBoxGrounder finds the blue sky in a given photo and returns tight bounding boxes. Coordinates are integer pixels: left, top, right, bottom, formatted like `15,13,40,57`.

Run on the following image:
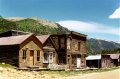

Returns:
0,0,120,42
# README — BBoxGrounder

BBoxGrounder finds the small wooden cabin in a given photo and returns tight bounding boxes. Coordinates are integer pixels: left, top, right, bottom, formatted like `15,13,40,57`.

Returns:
37,35,58,68
51,31,87,69
109,54,120,66
0,34,43,68
86,54,112,68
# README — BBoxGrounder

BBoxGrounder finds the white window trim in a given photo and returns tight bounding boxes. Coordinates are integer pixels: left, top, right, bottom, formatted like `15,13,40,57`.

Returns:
43,52,53,63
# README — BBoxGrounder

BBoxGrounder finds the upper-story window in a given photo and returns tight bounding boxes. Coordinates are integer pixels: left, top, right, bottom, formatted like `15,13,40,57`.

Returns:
46,41,52,47
60,38,65,48
67,38,71,49
78,42,81,51
74,40,78,50
74,40,81,51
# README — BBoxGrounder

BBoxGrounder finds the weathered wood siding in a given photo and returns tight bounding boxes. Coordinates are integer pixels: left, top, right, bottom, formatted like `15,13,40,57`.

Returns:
51,33,87,69
101,55,111,68
66,37,86,68
43,39,58,67
19,41,43,68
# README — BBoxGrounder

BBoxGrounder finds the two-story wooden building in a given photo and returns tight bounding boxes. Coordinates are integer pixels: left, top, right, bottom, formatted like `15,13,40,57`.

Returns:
51,31,87,69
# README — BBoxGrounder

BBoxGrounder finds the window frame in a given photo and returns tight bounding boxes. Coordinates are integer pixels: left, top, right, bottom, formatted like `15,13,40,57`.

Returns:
60,37,65,48
49,52,53,63
37,50,40,62
43,52,53,63
22,50,26,60
43,52,49,63
78,42,81,51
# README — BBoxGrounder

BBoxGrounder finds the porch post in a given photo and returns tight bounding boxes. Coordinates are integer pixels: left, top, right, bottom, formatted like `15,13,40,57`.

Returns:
98,60,99,68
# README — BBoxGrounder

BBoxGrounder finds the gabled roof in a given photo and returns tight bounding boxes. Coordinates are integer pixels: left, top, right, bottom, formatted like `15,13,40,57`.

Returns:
70,31,87,37
37,35,50,44
0,30,30,37
0,34,33,45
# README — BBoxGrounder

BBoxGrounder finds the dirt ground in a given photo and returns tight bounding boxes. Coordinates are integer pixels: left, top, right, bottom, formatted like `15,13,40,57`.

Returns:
0,67,119,79
65,69,120,79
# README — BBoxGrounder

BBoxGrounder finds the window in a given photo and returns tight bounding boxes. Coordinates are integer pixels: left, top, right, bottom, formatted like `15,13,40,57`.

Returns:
49,53,53,63
43,52,53,63
74,41,78,50
67,38,71,49
78,42,81,51
22,50,26,60
60,38,65,48
44,53,49,63
37,50,40,61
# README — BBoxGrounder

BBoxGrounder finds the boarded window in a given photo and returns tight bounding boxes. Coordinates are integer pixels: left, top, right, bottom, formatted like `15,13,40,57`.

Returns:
78,42,81,51
22,50,26,60
60,38,65,48
37,50,40,61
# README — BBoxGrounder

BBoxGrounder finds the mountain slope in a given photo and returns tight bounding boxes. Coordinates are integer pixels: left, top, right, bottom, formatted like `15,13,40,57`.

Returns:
87,38,120,55
0,16,120,55
0,17,69,35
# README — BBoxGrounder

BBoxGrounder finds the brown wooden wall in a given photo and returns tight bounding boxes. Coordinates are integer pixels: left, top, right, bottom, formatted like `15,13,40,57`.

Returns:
0,45,19,66
43,38,58,67
101,55,112,68
19,41,43,68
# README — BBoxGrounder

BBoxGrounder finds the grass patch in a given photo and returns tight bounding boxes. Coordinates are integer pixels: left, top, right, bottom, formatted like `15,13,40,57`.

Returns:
0,63,15,68
39,66,120,77
0,62,119,77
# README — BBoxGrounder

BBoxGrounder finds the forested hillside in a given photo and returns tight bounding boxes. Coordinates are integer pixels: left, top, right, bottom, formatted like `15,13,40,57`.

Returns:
0,16,69,35
87,38,120,55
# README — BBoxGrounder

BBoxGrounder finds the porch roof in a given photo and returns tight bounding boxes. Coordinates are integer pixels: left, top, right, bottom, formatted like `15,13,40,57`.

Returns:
43,46,55,51
86,55,101,60
109,54,120,59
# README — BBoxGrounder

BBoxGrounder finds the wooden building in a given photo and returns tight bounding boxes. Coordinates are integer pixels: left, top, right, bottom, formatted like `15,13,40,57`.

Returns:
0,34,43,68
0,30,30,37
86,54,112,68
0,30,87,69
86,54,120,68
109,54,120,66
51,31,87,69
37,35,58,68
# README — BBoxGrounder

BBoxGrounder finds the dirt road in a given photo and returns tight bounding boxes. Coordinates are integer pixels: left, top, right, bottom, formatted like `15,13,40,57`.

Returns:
64,69,120,79
0,67,120,79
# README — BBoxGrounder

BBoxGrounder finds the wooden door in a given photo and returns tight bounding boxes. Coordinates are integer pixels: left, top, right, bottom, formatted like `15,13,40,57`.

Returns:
29,50,34,66
77,57,81,68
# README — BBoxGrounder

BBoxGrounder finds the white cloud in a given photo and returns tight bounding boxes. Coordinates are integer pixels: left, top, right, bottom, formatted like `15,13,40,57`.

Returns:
57,20,120,35
109,7,120,19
